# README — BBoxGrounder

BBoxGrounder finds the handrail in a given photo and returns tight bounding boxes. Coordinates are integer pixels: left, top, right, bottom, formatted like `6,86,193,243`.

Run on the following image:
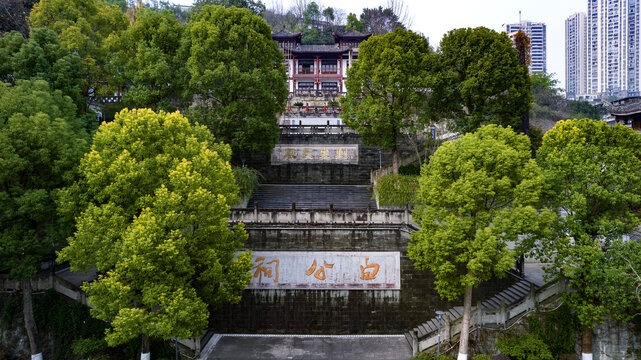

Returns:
411,278,567,354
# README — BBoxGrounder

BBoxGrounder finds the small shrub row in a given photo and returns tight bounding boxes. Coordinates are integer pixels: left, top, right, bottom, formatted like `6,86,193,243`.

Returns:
374,174,419,206
232,167,262,200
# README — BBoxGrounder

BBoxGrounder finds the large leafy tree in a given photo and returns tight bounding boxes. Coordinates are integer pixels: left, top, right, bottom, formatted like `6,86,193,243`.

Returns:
535,118,641,360
0,80,88,360
184,5,287,155
193,0,266,16
57,109,252,358
408,125,551,360
341,28,433,174
432,27,531,134
28,0,129,100
107,8,186,110
359,6,403,35
0,28,85,109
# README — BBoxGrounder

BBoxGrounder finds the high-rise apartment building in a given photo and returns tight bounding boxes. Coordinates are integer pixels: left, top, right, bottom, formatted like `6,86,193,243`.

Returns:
587,0,640,97
502,21,547,73
566,13,588,99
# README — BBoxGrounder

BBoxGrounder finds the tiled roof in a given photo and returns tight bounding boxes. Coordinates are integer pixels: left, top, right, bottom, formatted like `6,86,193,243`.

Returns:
603,97,641,116
292,44,352,54
272,28,302,39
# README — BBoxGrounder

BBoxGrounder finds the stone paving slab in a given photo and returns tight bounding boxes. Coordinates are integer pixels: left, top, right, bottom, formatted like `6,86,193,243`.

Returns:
200,334,412,360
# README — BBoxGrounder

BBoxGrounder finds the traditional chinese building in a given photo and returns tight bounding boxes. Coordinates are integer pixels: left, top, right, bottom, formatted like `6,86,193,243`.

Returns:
603,97,641,130
272,28,372,125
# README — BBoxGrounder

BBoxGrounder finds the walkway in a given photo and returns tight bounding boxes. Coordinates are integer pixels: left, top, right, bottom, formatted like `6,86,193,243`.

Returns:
248,185,376,210
200,334,411,360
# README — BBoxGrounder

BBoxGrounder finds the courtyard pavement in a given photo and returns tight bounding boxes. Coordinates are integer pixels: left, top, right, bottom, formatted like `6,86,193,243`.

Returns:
199,334,412,360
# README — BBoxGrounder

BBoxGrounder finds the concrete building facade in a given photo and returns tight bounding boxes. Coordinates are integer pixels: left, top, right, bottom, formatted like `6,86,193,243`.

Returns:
502,21,547,73
566,12,588,99
587,0,640,97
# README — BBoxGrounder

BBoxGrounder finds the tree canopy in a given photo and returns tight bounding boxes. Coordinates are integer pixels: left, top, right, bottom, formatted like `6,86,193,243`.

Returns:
535,118,641,355
184,4,287,155
57,109,252,353
0,28,85,110
0,79,88,359
193,0,266,15
432,27,532,134
341,28,433,174
29,0,129,98
409,125,551,359
107,8,186,110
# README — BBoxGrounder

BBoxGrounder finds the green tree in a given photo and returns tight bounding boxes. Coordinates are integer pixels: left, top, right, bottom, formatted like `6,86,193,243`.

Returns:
57,109,252,358
303,1,320,25
0,80,88,360
341,28,433,174
0,28,85,110
107,8,186,110
432,27,531,134
408,125,552,360
345,13,362,32
29,0,129,101
359,6,403,35
184,5,287,155
193,0,265,15
535,118,641,359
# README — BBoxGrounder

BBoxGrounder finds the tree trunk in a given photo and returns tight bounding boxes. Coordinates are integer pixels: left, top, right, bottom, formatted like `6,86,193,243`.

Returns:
581,328,593,360
519,112,530,136
457,284,473,360
22,279,42,360
141,333,151,360
392,148,399,174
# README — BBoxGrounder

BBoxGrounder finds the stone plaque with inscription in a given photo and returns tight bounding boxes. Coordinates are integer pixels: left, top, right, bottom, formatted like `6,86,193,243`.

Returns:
246,251,400,290
271,144,359,164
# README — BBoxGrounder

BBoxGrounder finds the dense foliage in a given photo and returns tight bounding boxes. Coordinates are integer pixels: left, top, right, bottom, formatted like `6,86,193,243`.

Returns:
373,174,418,206
409,125,552,358
107,8,187,110
184,5,287,155
341,28,433,173
496,333,553,360
57,109,252,348
431,27,531,134
535,118,641,352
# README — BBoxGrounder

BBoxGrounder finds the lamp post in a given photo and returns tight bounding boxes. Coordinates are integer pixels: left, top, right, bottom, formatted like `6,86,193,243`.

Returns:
435,310,446,357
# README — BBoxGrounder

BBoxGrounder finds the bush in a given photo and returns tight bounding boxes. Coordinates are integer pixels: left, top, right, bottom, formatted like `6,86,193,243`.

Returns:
374,174,419,206
232,167,262,200
496,333,553,360
528,304,577,357
327,99,339,107
472,355,492,360
399,163,421,175
293,101,303,106
411,353,455,360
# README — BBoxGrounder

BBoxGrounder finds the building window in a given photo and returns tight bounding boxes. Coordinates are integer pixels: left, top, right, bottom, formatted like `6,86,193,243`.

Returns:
321,60,338,74
297,60,314,74
321,82,338,90
298,82,314,90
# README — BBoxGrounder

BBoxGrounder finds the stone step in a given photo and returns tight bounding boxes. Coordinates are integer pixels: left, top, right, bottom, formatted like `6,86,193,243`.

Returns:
248,184,377,210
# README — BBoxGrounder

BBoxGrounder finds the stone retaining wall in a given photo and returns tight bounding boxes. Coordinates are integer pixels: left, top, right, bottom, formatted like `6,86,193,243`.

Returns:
209,227,519,334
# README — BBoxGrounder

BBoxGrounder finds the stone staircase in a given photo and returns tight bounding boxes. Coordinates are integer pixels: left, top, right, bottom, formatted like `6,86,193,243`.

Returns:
247,184,377,210
405,278,566,355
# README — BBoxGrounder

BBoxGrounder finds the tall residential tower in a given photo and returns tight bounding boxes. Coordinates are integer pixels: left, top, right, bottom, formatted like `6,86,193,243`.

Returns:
566,13,588,99
502,20,547,73
587,0,640,97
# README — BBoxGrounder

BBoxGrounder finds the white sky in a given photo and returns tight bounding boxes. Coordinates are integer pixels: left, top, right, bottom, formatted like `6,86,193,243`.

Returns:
174,0,589,90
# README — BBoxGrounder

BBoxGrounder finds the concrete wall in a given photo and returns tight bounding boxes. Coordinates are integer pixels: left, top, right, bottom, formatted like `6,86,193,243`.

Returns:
239,133,417,185
209,228,519,334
